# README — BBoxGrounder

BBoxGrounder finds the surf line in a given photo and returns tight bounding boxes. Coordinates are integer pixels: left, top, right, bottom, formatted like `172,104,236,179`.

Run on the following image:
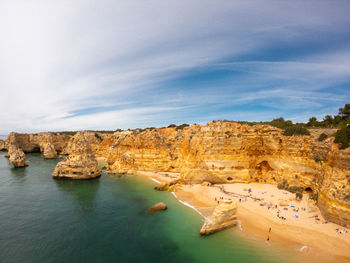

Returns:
171,192,205,218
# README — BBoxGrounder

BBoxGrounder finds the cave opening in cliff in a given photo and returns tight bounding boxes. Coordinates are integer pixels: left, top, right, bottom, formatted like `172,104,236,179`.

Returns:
32,146,41,153
305,187,313,194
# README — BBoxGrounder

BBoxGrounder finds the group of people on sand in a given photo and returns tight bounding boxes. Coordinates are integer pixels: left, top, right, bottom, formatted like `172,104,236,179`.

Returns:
336,228,348,234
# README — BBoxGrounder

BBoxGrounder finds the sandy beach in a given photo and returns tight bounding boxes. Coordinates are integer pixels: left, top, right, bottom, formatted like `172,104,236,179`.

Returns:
133,171,350,263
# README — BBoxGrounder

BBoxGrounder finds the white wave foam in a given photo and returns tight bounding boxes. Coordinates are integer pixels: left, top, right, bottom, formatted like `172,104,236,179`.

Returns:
150,178,161,184
171,192,205,218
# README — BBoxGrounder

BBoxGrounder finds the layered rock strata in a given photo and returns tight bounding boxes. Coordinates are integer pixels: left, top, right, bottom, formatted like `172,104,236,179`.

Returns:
200,200,237,235
98,121,350,227
52,132,100,180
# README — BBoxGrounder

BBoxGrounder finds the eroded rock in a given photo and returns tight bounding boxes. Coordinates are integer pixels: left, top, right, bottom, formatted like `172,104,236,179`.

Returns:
9,148,28,167
200,200,237,235
52,132,100,180
41,143,57,159
0,139,5,151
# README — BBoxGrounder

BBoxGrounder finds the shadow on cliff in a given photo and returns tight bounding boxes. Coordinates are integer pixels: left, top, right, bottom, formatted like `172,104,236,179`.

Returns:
53,178,100,213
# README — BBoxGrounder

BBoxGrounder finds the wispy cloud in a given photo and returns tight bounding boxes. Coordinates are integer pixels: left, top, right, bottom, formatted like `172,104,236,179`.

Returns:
0,0,349,134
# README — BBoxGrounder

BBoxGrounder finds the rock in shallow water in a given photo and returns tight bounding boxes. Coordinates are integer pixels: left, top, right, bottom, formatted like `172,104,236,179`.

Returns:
41,143,58,159
52,132,100,180
9,148,28,168
148,202,167,212
200,200,237,235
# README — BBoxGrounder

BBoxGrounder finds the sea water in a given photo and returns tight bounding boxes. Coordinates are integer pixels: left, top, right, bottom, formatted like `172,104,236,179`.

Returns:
0,152,293,263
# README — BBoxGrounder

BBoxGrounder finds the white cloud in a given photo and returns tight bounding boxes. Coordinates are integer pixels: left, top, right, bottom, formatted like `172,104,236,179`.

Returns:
0,0,350,134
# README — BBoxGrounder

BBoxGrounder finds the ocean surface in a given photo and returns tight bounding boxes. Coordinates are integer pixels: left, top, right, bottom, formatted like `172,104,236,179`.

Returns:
0,152,293,263
0,135,7,140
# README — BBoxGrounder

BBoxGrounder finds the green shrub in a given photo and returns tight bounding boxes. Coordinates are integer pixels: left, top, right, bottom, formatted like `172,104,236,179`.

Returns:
283,126,310,136
176,123,189,130
94,133,103,141
288,186,304,193
310,193,318,201
167,124,177,128
295,192,303,200
318,133,328,141
334,125,350,149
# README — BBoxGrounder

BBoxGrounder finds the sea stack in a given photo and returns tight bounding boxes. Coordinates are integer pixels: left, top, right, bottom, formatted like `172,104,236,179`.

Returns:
9,147,28,167
0,139,5,151
200,200,237,235
52,132,100,179
41,143,58,159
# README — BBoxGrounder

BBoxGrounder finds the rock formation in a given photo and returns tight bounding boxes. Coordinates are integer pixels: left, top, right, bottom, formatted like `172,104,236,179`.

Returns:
40,143,58,159
52,132,101,180
4,121,350,227
154,182,169,191
0,139,5,151
9,147,28,167
5,132,71,153
6,143,18,158
148,202,167,212
200,200,237,235
97,121,350,227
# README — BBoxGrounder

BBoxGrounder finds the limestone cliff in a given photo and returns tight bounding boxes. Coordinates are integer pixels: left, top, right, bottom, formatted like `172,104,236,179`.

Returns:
200,200,237,235
97,121,350,227
5,132,71,153
52,132,100,180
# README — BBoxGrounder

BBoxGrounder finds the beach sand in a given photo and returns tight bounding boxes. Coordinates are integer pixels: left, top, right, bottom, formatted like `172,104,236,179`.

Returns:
132,171,350,263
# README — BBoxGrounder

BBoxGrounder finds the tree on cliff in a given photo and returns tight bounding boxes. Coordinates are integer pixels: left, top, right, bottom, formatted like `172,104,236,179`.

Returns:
339,103,350,119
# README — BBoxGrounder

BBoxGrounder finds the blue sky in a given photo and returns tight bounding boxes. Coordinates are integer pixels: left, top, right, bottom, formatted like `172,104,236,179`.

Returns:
0,0,350,133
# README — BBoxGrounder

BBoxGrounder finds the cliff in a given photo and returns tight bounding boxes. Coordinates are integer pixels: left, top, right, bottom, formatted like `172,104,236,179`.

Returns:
52,132,101,180
97,121,350,228
5,132,71,153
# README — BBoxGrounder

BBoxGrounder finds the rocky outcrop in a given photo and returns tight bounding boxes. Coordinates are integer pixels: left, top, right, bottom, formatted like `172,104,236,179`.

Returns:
40,143,58,159
98,121,350,227
52,132,100,180
6,143,18,158
148,202,167,212
9,147,28,167
62,131,103,155
0,139,5,151
5,132,71,153
154,183,169,191
200,200,237,235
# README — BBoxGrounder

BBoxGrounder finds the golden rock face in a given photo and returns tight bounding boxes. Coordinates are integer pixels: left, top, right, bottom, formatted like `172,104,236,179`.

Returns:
0,139,5,151
9,147,28,167
5,132,71,153
40,143,57,159
98,122,350,227
200,200,237,235
52,132,101,180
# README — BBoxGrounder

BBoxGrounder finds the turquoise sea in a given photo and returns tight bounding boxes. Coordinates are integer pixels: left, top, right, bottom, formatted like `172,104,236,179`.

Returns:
0,152,293,263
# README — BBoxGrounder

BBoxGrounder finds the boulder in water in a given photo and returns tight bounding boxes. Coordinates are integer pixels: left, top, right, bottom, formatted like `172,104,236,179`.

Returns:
148,202,167,212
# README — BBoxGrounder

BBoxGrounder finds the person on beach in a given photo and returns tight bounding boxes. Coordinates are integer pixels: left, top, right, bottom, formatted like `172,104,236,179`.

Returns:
269,227,271,233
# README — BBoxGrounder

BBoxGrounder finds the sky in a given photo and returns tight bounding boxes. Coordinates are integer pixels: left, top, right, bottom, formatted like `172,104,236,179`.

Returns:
0,0,350,134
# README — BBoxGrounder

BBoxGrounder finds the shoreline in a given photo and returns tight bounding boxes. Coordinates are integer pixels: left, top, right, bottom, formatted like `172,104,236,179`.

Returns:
129,170,350,263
